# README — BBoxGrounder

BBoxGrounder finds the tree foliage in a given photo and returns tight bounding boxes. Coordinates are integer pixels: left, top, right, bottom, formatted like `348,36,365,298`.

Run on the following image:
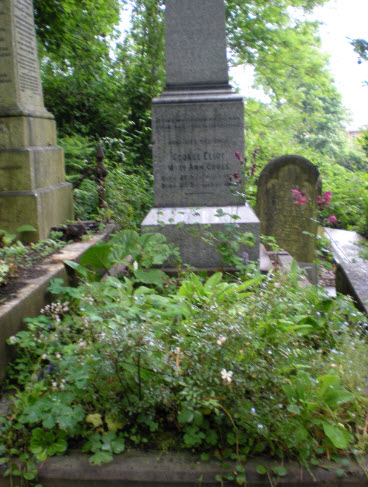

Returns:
31,0,366,232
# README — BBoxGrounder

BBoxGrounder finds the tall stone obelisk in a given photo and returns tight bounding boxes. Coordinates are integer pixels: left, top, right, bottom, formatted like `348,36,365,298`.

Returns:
0,0,73,240
142,0,260,269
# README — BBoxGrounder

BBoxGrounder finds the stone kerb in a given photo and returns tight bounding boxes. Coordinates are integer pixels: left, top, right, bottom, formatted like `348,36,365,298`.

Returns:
256,155,321,283
0,225,115,382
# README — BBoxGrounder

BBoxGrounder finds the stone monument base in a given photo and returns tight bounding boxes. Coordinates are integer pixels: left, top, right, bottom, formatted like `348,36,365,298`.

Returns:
142,204,260,270
0,114,74,241
0,182,74,241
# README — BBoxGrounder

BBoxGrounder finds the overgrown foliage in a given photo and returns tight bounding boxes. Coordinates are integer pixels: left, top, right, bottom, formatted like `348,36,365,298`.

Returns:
1,232,368,485
31,0,367,230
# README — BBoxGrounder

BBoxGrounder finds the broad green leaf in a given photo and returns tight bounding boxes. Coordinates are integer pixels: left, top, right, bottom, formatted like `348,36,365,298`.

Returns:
64,260,96,280
89,450,113,466
323,389,354,408
80,243,114,270
134,268,163,286
178,408,194,424
16,225,37,233
111,436,125,454
271,466,287,477
317,375,340,395
322,423,351,449
236,275,263,292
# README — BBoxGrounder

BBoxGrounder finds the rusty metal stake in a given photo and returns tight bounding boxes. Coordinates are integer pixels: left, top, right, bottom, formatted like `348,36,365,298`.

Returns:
95,144,108,209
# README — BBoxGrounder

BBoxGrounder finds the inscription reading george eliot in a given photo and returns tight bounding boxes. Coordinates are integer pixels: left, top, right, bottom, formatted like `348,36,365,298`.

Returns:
14,0,42,96
155,114,242,194
0,0,11,86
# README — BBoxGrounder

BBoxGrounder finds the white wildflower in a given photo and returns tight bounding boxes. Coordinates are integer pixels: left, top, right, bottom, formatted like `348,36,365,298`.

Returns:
221,369,233,384
133,261,139,271
8,336,17,344
42,353,47,360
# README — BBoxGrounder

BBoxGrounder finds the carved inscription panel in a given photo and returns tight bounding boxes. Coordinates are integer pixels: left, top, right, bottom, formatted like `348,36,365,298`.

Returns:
0,0,44,108
0,0,12,101
152,101,245,207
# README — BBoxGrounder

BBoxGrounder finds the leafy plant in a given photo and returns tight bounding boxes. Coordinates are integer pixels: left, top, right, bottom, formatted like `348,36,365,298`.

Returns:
2,246,368,485
0,225,36,247
65,229,177,286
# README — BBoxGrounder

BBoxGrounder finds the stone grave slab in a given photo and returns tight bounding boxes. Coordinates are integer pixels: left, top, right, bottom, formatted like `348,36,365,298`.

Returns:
256,155,321,283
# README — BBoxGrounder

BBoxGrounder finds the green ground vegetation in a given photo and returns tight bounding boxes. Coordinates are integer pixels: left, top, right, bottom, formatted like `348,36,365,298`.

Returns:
1,231,368,486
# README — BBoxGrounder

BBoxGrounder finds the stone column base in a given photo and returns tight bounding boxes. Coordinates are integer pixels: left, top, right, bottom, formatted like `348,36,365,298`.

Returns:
0,182,74,241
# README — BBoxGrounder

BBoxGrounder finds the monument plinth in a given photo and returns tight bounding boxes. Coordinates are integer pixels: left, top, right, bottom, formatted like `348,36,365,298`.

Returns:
0,0,73,240
142,0,260,269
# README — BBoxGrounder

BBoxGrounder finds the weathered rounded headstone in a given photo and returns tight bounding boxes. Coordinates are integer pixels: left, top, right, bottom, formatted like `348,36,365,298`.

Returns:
256,155,321,281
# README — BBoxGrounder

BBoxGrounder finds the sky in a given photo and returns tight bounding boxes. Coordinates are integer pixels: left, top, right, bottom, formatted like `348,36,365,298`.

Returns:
231,0,368,131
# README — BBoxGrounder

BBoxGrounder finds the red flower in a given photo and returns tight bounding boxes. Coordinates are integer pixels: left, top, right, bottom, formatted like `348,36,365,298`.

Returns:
295,197,307,206
323,191,332,206
328,215,337,224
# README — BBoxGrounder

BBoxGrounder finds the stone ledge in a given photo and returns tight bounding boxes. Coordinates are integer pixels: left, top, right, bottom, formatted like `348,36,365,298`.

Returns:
0,451,367,487
324,228,368,314
0,224,115,381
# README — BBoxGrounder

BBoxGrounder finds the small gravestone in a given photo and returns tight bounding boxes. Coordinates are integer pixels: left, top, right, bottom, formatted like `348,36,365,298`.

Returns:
256,155,321,283
0,0,73,240
142,0,260,269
